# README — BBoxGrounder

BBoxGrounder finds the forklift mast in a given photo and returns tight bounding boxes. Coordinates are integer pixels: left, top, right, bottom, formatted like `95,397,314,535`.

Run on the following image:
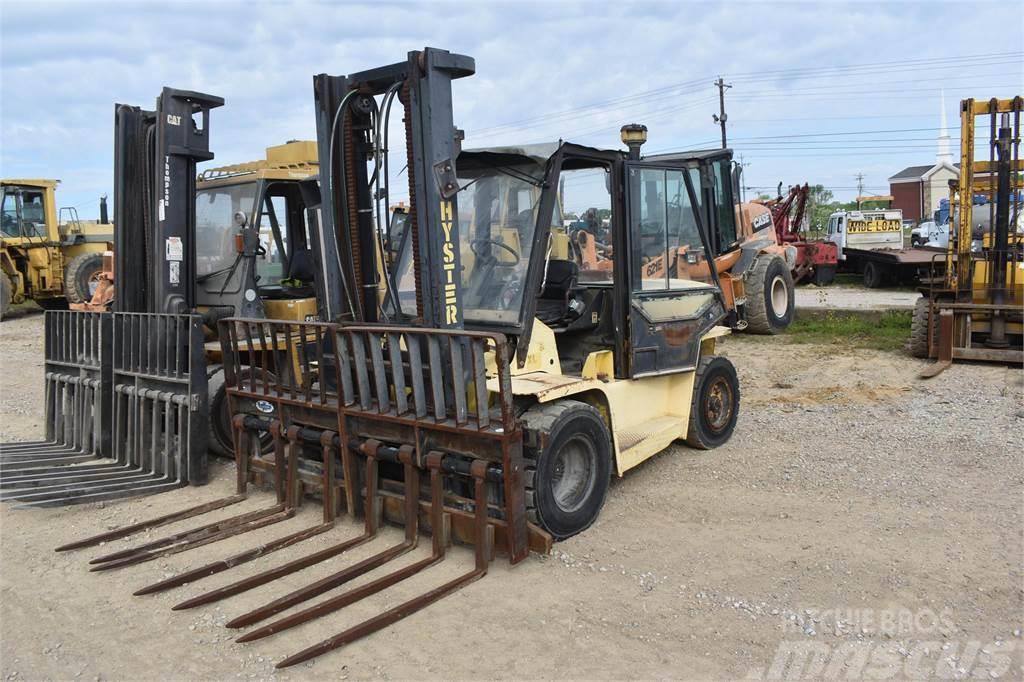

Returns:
312,48,474,327
113,88,224,314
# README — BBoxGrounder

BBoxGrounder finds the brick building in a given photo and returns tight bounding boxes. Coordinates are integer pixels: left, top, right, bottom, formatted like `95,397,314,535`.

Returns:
888,162,958,223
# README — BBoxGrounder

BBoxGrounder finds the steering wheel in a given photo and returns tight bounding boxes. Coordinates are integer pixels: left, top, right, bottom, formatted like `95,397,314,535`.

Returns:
470,239,521,266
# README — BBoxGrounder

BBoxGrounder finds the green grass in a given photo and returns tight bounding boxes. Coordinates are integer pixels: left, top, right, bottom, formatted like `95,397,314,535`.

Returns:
781,310,912,352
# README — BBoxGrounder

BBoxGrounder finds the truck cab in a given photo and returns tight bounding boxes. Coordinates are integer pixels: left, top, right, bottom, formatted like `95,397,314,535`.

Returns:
826,209,904,259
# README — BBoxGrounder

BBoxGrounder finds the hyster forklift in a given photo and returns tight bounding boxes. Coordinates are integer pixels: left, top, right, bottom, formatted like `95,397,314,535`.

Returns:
912,96,1022,370
1,179,112,318
1,49,741,667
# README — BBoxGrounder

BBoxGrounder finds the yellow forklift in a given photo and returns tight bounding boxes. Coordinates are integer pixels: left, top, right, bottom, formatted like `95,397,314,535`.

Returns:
0,179,112,318
2,50,743,668
912,96,1023,371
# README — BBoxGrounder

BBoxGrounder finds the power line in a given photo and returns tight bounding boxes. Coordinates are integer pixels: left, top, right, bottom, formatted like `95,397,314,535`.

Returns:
465,51,1021,138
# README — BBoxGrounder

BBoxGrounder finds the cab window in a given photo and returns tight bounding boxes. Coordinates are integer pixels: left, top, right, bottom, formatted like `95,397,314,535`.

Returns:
255,182,311,288
630,167,707,291
1,188,46,237
558,166,612,283
1,190,18,237
712,159,737,252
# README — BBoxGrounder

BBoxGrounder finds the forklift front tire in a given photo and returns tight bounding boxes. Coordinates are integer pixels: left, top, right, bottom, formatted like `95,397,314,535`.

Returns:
522,400,611,541
685,356,740,450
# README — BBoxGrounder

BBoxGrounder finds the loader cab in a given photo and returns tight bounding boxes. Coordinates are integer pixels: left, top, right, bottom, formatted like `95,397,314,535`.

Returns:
452,143,728,380
1,181,58,242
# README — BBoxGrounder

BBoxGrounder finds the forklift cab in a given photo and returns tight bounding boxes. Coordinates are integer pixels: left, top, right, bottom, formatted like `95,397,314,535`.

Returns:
194,176,318,318
449,142,730,379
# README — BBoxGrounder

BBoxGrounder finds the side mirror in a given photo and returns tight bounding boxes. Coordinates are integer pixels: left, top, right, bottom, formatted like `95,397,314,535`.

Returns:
233,210,248,229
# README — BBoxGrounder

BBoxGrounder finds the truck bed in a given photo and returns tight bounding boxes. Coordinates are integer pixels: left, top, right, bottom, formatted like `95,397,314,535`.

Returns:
843,246,947,266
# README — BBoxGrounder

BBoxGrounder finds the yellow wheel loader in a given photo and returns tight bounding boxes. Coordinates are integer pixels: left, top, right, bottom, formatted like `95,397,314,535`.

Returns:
1,49,742,668
0,179,112,318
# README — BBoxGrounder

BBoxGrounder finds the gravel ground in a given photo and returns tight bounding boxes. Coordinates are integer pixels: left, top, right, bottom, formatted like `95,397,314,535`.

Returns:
1,310,1022,681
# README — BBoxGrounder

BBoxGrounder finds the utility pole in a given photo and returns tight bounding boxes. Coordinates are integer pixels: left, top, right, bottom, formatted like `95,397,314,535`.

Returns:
855,173,865,209
712,77,732,149
737,154,749,202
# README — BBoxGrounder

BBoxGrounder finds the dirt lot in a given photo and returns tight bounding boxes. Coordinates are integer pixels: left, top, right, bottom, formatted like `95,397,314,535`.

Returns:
1,309,1022,681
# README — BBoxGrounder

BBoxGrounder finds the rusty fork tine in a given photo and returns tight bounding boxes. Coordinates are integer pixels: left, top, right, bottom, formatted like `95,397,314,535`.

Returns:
224,442,421,629
134,522,335,595
88,503,286,566
54,495,247,552
90,416,303,569
237,451,446,644
133,429,342,596
275,456,493,669
171,441,384,612
90,508,296,572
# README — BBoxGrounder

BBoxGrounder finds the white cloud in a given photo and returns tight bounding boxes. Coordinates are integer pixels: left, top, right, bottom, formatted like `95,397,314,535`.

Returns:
1,1,1021,214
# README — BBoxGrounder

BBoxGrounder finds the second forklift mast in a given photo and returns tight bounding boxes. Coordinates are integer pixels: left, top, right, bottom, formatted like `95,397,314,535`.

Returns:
113,87,225,315
311,48,475,328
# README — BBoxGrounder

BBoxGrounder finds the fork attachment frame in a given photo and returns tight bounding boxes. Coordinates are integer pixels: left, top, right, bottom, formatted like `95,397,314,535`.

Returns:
1,311,209,506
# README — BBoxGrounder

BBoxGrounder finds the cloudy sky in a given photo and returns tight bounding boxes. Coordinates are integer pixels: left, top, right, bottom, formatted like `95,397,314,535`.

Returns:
1,1,1021,218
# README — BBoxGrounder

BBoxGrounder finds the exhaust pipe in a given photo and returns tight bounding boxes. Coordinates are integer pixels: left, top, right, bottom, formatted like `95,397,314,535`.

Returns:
99,194,109,224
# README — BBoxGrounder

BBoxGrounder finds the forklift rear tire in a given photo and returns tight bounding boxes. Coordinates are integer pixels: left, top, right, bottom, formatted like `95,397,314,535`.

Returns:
909,297,937,359
64,252,105,304
522,400,611,540
0,275,10,320
207,365,276,458
862,261,884,289
744,254,794,334
685,355,740,450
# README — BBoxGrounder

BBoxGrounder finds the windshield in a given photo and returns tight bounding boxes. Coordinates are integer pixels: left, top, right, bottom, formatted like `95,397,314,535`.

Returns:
456,161,546,324
195,182,257,277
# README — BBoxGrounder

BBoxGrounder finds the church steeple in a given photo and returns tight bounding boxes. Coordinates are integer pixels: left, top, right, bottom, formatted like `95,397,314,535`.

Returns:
937,89,953,164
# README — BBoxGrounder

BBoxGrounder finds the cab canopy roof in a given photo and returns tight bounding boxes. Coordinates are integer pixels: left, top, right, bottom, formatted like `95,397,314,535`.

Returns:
197,141,318,185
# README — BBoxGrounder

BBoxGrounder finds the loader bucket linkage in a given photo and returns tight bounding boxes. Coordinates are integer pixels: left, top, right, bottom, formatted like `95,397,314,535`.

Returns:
0,311,209,506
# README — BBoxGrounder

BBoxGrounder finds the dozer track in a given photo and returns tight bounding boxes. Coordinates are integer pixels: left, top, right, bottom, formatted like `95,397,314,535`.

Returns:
47,317,549,667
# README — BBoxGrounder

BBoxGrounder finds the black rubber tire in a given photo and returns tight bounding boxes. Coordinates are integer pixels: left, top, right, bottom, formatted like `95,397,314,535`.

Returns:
0,275,10,320
909,297,937,359
207,365,276,458
811,264,836,287
862,261,884,289
745,254,795,334
685,355,740,450
64,252,104,304
522,400,612,540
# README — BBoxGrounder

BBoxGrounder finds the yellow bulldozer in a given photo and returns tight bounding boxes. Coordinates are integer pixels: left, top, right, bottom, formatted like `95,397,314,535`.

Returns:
0,179,112,319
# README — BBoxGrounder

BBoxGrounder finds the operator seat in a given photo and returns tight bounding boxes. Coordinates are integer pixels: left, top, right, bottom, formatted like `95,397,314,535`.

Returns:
280,248,315,298
535,259,584,327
